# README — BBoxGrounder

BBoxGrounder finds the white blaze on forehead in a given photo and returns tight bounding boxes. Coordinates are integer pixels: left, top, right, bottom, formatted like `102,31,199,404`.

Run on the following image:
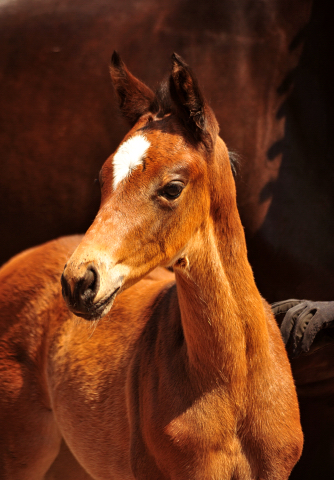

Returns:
112,134,150,190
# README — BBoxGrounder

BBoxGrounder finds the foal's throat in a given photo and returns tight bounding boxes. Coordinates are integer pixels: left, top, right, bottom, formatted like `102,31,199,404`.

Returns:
174,217,269,379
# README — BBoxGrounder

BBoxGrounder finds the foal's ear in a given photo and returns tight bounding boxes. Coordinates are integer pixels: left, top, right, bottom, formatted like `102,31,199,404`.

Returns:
110,51,155,126
169,53,218,146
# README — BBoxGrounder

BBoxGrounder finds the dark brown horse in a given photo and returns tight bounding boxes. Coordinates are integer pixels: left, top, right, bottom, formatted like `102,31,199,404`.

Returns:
1,0,334,478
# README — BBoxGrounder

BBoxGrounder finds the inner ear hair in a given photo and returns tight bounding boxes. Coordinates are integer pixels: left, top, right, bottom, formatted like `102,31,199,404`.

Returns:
169,53,219,149
169,53,206,131
110,51,156,126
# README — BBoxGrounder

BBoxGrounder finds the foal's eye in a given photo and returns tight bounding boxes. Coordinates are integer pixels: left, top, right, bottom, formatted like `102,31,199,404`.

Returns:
160,182,184,200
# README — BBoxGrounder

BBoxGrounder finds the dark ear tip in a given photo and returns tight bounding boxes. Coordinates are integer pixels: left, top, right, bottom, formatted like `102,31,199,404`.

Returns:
111,50,122,68
171,52,187,69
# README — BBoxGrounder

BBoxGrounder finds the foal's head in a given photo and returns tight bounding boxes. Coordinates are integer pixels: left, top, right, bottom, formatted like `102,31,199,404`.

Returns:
61,52,234,320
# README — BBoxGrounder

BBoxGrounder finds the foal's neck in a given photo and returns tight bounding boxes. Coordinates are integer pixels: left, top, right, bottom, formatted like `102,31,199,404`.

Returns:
174,143,269,382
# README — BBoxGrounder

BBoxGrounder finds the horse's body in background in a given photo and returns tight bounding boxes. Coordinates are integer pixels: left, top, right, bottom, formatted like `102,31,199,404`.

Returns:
1,0,334,478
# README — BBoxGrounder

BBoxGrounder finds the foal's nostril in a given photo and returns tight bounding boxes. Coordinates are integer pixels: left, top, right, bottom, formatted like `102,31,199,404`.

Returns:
61,264,100,313
61,272,70,300
77,264,100,303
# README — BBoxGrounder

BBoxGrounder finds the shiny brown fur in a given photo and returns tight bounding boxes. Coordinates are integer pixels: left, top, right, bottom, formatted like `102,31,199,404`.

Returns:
0,55,302,479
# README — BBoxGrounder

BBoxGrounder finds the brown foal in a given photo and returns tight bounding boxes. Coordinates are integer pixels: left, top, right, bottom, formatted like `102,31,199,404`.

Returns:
0,53,302,479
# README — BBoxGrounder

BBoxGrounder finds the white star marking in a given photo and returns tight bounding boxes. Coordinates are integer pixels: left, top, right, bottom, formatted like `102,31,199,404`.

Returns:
112,134,150,190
